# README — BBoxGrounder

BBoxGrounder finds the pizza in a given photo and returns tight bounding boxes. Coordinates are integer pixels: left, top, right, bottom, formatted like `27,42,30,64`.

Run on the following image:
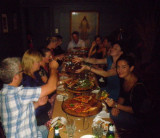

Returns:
99,91,109,100
62,95,102,117
65,78,95,92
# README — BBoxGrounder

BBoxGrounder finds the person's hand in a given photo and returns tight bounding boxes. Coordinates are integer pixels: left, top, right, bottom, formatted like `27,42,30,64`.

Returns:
55,54,64,60
49,60,59,69
38,96,48,106
59,78,73,85
72,57,83,63
105,98,116,107
92,41,96,47
111,108,120,116
75,65,88,73
48,93,56,106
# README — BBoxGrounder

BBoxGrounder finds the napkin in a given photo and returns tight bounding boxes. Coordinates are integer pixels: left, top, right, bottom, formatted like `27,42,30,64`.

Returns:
50,117,67,130
57,85,65,91
91,89,100,94
96,110,110,119
56,93,68,101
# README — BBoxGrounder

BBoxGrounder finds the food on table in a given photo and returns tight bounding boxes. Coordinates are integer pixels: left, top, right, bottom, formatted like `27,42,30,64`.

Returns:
100,91,109,100
62,95,102,117
92,119,111,131
65,62,81,73
65,78,95,91
49,117,67,131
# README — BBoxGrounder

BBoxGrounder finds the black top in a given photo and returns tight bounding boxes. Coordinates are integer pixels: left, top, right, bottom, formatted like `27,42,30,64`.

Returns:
120,79,152,119
53,45,65,56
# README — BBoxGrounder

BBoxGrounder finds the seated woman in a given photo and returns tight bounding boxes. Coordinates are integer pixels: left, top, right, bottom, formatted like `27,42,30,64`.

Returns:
39,48,57,113
45,36,64,61
105,55,153,136
73,41,124,101
102,36,112,56
54,35,65,56
88,35,104,58
21,49,55,125
39,48,53,83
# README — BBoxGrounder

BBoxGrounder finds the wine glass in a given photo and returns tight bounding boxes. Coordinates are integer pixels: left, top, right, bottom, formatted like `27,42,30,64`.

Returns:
66,119,76,138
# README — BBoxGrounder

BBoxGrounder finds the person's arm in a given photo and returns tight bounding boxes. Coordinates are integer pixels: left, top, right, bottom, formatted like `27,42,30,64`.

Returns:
33,96,48,109
54,54,64,61
40,60,58,98
67,41,73,51
88,41,96,57
81,40,85,47
115,103,133,113
76,65,117,77
73,57,107,65
105,97,133,113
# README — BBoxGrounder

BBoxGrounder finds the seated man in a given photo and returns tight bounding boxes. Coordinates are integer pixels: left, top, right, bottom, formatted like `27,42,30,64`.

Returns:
0,57,58,138
67,31,85,51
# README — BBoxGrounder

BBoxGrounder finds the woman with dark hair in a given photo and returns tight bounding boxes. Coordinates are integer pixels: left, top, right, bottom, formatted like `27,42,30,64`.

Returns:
73,41,124,101
54,35,65,56
38,48,53,83
88,35,104,58
105,55,153,136
103,36,112,56
45,36,64,61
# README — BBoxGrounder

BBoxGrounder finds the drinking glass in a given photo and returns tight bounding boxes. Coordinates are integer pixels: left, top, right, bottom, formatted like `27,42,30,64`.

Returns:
66,119,76,138
92,124,104,138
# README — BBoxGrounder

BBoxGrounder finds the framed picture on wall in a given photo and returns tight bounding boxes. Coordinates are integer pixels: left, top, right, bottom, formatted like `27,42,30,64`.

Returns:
1,14,8,33
71,11,99,47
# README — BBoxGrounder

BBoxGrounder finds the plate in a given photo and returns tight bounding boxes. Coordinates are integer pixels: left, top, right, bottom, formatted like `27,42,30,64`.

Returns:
80,135,95,138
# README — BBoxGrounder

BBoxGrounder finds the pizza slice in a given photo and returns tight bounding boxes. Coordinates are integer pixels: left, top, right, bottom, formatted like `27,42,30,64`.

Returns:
73,95,92,103
100,91,109,100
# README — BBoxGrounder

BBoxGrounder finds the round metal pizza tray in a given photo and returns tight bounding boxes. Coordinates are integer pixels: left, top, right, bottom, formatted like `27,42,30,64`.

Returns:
64,84,97,94
61,98,102,117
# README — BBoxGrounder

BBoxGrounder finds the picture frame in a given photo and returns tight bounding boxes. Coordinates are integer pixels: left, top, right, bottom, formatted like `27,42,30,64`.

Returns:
71,11,99,47
1,14,8,33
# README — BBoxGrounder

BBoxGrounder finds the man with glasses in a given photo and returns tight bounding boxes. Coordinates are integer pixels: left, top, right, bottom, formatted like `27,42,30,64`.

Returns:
0,57,58,138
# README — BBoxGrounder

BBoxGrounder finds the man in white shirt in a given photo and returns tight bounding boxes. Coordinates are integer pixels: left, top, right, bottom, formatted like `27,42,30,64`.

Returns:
67,31,85,51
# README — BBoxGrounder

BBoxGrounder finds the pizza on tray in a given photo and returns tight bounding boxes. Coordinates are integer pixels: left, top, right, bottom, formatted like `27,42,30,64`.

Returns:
62,95,102,117
65,78,95,91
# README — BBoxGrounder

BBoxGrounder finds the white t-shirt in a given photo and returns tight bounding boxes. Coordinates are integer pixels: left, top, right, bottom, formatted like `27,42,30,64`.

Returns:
67,39,85,51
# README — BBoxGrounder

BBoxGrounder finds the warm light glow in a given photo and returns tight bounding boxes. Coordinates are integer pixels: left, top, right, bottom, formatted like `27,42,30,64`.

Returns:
72,12,78,15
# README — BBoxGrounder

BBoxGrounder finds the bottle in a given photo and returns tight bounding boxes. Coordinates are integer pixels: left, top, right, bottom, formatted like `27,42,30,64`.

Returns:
106,123,115,138
54,125,61,138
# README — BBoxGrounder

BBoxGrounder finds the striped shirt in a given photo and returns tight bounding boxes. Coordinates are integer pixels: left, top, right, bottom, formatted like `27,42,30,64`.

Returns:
0,84,42,138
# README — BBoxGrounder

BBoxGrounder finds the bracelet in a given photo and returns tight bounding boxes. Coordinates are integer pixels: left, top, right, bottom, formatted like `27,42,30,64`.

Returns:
114,103,118,108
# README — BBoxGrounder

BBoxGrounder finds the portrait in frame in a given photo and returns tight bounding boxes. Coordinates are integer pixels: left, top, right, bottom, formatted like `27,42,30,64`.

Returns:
1,14,8,33
71,11,99,47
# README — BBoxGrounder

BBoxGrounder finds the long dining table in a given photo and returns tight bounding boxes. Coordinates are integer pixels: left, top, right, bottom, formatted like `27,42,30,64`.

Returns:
47,90,112,138
48,53,118,138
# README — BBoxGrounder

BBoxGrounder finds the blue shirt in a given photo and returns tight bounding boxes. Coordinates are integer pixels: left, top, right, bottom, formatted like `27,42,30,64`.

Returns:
0,84,42,138
106,56,120,101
